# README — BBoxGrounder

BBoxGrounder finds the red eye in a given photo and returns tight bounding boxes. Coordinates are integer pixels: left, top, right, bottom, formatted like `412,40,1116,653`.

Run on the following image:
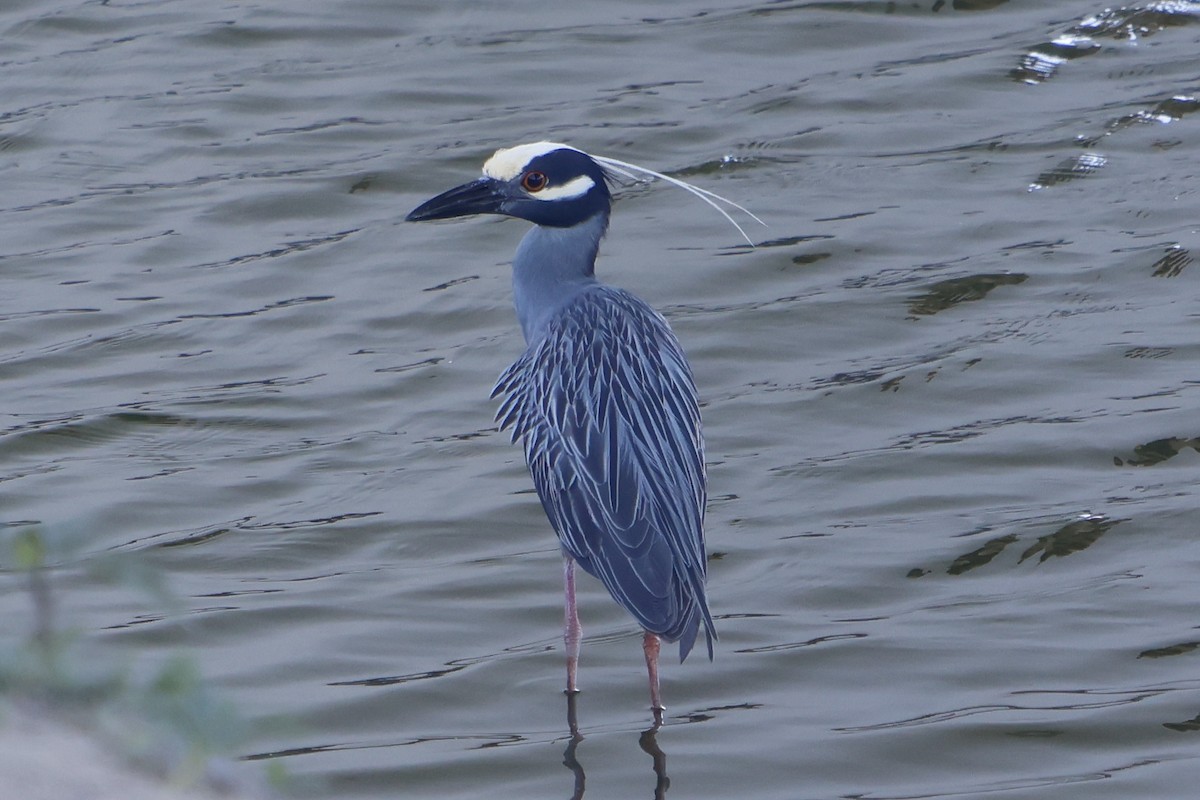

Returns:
521,171,548,192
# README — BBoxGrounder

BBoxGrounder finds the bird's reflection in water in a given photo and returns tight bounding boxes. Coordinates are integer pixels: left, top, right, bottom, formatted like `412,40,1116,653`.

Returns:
638,712,669,800
563,693,670,799
563,694,585,800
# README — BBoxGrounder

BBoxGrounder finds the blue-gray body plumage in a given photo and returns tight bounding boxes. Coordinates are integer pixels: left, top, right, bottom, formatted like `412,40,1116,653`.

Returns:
493,218,714,661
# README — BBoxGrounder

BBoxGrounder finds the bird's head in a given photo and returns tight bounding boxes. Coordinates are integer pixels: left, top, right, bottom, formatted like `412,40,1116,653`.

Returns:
406,141,612,228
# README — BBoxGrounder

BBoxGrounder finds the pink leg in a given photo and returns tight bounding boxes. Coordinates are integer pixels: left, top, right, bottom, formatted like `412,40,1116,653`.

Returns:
643,631,663,711
563,555,582,695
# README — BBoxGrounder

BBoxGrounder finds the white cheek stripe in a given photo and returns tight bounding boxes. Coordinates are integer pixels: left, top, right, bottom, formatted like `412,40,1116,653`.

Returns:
482,141,576,181
530,174,594,201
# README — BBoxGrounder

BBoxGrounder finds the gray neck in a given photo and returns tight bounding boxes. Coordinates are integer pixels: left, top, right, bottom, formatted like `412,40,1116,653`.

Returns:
511,212,609,343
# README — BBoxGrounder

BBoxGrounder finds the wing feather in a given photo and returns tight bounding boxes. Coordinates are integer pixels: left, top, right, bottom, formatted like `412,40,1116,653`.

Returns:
493,285,715,660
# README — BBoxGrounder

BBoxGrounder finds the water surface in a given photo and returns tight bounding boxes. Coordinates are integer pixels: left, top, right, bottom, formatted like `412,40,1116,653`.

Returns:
3,1,1200,797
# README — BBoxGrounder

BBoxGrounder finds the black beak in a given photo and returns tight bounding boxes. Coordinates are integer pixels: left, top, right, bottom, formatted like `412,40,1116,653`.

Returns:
405,177,507,222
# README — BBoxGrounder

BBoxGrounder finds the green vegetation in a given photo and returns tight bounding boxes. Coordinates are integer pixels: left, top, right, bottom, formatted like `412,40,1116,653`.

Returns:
0,526,279,796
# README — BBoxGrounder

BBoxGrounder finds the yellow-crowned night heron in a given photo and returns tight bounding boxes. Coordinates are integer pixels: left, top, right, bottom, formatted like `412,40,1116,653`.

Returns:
407,142,753,710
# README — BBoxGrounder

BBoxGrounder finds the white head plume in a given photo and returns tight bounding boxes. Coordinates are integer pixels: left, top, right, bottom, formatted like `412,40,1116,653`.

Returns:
589,152,766,247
